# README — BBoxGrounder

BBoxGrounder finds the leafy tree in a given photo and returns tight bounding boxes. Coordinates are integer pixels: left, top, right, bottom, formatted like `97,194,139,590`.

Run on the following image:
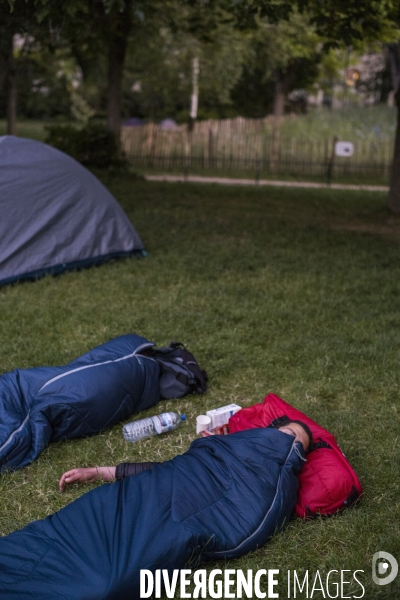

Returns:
42,0,136,148
298,0,400,211
14,45,73,119
123,9,249,121
46,1,239,139
236,0,400,208
247,9,321,117
1,0,96,130
3,0,137,147
4,0,400,203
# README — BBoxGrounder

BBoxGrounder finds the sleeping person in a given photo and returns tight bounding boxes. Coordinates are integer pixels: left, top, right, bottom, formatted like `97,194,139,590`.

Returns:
0,334,206,475
0,421,310,599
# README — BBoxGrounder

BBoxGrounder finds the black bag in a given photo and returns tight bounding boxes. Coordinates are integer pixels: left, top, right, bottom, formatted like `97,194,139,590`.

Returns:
150,342,208,399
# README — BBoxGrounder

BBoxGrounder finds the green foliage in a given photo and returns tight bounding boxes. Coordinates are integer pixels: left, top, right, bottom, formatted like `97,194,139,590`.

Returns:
302,0,400,47
45,122,125,170
14,48,73,119
227,8,322,116
0,179,399,597
5,0,400,126
69,91,95,124
229,64,276,117
232,0,400,48
256,8,320,78
123,5,250,121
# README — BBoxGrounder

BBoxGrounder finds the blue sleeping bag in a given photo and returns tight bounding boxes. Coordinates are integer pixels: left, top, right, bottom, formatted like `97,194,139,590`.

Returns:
0,334,160,473
0,428,304,599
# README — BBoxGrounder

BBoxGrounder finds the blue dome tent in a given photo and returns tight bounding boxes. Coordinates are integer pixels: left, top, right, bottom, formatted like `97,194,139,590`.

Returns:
0,136,145,286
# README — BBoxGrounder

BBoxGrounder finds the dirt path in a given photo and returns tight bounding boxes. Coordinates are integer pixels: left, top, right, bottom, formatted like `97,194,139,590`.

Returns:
145,174,388,193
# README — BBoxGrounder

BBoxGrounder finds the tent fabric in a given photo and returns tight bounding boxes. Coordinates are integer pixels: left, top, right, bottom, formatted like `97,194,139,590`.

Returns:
0,136,145,286
228,393,363,517
122,117,145,126
0,334,160,474
159,118,180,130
0,427,304,599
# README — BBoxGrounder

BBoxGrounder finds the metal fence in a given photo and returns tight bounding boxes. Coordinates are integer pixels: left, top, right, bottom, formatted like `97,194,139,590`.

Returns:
121,119,394,183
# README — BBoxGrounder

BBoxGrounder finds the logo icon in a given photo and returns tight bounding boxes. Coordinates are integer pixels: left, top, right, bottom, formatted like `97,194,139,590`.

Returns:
372,551,398,586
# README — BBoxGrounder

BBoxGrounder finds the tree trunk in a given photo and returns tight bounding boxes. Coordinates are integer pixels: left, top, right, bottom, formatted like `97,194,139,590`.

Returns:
273,71,286,118
2,27,16,135
388,95,400,212
6,60,17,135
188,56,199,132
388,43,400,212
106,0,133,154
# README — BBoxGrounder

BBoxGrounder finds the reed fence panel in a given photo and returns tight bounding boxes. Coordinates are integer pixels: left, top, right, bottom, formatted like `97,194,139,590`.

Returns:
121,119,393,182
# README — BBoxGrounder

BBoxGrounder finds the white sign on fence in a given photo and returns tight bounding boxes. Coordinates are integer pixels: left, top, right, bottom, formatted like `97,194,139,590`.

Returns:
335,141,354,157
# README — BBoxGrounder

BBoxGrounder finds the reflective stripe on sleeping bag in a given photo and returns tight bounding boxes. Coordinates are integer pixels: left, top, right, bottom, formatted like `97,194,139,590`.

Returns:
0,334,160,473
0,428,304,599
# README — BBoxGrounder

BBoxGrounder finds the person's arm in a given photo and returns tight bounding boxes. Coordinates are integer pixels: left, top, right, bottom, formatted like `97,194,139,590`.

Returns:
59,466,116,491
115,461,160,480
59,462,161,491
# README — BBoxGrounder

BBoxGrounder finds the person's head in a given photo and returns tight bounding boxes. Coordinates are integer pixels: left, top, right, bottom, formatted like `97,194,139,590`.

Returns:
277,419,312,451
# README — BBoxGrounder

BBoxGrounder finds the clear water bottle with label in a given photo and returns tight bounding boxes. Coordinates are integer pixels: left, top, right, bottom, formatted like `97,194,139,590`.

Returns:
122,412,186,442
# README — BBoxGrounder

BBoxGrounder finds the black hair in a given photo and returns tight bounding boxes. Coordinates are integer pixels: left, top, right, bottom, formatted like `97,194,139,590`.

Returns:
290,419,313,451
268,415,313,452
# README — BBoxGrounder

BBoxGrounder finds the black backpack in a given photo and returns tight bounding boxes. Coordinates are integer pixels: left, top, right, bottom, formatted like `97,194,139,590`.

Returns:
150,342,208,399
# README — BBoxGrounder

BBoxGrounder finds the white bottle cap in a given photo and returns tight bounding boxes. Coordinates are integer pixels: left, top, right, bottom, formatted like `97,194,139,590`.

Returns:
196,414,211,434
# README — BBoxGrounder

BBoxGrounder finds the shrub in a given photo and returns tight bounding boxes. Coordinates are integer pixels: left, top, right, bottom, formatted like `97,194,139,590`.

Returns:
45,123,127,171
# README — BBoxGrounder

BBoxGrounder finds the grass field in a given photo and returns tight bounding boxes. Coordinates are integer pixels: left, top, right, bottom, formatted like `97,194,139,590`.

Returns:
0,119,53,141
0,179,399,598
278,105,396,141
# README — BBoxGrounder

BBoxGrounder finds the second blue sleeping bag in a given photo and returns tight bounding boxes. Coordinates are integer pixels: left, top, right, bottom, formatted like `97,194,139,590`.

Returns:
0,334,160,473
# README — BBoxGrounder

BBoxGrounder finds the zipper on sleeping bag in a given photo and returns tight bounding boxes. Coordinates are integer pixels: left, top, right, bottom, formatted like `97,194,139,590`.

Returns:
213,439,300,557
0,411,31,454
38,341,156,392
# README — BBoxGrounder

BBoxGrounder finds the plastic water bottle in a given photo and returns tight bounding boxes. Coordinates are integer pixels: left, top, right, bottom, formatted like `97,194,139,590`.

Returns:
122,412,186,442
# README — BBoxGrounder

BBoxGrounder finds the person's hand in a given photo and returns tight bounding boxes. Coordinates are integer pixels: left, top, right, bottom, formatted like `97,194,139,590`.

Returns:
59,466,116,491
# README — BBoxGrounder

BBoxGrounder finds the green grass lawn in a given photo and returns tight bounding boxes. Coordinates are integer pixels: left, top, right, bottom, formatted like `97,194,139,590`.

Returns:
0,180,399,598
0,119,54,141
